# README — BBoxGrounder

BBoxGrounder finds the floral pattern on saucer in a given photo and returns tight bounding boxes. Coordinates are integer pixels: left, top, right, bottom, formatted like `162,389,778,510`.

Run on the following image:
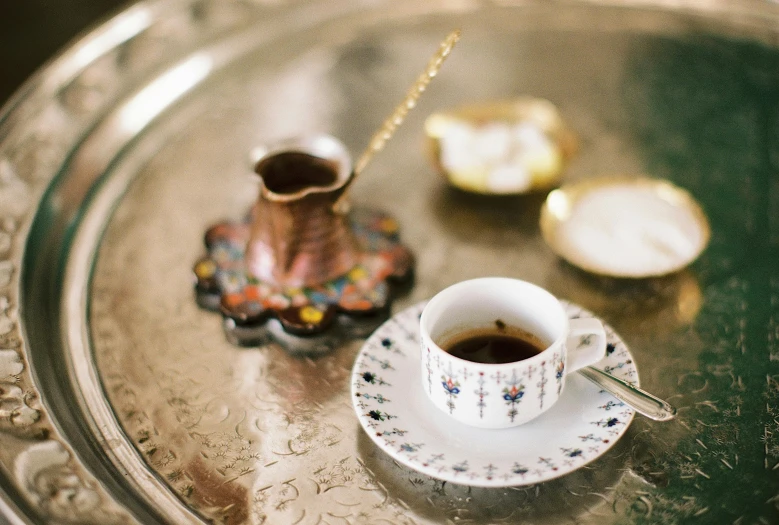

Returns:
351,300,638,487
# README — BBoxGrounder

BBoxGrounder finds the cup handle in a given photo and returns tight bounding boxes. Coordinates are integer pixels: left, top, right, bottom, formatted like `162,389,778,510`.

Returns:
566,318,607,372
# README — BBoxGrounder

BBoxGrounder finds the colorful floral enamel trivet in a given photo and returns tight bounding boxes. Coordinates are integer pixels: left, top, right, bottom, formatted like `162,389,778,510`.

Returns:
351,300,638,487
194,208,413,343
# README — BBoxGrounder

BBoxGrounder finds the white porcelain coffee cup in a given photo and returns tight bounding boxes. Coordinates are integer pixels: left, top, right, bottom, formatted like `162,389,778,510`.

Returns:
419,277,606,429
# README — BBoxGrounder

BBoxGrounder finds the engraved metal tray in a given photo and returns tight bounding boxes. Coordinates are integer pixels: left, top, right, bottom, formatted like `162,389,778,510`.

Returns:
1,0,778,523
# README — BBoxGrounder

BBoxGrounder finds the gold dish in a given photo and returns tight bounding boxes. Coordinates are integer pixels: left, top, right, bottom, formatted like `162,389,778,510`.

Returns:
540,176,711,278
424,97,577,194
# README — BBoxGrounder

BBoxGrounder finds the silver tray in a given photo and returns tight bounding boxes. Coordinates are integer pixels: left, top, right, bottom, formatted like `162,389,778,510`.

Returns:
2,0,779,523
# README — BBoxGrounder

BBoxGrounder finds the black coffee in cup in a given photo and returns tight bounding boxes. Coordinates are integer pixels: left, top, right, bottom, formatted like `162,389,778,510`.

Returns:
441,320,547,364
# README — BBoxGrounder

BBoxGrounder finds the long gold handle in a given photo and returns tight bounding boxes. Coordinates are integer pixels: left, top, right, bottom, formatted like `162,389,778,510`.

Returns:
333,29,461,213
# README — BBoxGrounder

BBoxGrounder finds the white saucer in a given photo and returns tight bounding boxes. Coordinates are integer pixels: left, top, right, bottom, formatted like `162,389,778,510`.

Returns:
351,300,638,487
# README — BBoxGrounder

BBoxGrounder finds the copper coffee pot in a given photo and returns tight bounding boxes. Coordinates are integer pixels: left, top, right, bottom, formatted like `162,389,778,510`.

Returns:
194,30,458,340
244,135,359,288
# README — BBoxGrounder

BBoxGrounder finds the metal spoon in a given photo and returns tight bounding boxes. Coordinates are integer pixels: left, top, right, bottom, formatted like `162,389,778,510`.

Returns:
579,366,676,421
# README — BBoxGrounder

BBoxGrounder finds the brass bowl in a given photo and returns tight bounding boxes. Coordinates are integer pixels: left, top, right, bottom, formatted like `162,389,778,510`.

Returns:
425,97,577,195
540,176,711,278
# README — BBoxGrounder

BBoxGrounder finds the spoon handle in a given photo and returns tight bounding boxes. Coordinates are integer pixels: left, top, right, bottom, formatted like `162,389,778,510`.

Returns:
332,29,461,214
579,366,676,421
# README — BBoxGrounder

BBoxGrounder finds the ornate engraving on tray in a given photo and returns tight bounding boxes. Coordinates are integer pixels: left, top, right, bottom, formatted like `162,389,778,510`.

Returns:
0,183,134,522
0,349,23,381
0,382,40,430
15,441,128,524
0,243,132,521
0,295,42,438
0,331,43,436
0,2,169,522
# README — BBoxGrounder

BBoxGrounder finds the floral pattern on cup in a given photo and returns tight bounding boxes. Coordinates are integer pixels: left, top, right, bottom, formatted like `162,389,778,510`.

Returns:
501,372,526,422
351,301,638,487
441,376,461,414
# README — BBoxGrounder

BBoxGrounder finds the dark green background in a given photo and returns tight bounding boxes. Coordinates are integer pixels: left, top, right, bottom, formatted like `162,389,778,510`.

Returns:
620,34,779,524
